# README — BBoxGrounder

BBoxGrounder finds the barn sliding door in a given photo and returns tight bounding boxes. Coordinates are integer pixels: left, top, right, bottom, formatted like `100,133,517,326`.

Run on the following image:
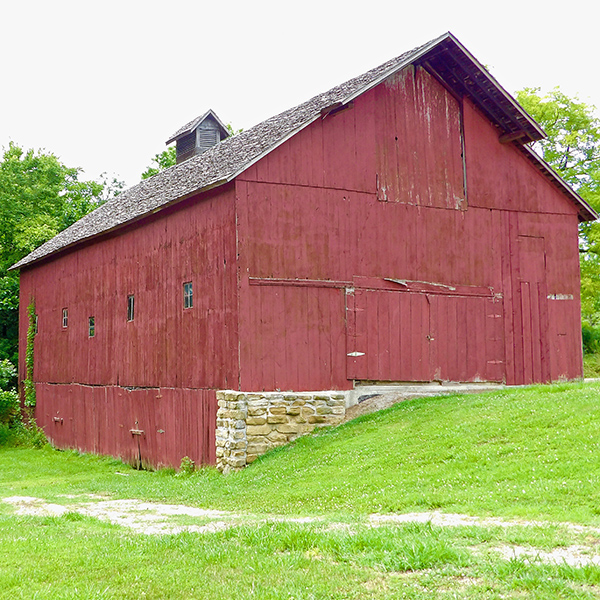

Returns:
346,288,504,383
428,294,504,382
346,290,430,381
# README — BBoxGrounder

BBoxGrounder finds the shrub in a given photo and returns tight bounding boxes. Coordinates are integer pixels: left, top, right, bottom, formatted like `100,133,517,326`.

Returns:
0,389,19,424
23,419,48,448
0,358,17,390
0,360,18,425
582,323,600,354
178,456,196,475
0,357,47,447
0,420,48,448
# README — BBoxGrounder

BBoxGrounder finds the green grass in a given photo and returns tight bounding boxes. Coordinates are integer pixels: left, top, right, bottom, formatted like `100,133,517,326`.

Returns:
2,514,600,599
583,352,600,378
3,381,600,598
3,381,600,522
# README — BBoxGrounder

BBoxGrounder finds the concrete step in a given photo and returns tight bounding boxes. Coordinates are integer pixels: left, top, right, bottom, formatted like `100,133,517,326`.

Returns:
344,382,504,422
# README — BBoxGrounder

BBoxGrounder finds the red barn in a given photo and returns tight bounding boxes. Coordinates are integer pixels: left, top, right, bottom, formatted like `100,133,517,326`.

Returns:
14,33,596,468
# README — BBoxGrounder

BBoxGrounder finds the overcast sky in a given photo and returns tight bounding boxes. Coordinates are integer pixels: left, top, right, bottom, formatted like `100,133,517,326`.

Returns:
1,0,598,188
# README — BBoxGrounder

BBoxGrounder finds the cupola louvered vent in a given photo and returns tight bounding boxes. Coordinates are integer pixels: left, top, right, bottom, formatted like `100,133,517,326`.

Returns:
198,129,220,152
167,110,229,164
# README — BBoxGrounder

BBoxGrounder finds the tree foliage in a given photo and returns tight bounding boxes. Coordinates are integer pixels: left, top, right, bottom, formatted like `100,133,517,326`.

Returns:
0,142,116,367
141,145,177,180
517,88,600,202
517,88,600,325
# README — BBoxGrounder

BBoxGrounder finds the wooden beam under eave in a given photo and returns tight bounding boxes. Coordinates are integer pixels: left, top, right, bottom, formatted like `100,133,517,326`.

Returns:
432,50,538,141
499,131,529,144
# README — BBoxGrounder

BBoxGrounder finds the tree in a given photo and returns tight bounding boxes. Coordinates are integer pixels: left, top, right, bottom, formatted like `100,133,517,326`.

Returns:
0,143,116,368
141,145,176,180
516,88,600,325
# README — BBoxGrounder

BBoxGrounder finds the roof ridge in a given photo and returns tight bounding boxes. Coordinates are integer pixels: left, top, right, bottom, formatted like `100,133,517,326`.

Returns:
13,38,440,270
13,32,593,271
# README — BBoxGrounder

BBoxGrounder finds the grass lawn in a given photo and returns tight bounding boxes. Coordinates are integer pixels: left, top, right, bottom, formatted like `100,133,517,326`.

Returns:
2,381,600,598
584,353,600,378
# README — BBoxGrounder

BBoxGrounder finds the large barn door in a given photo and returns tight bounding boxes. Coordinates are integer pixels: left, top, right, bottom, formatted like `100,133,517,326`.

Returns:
514,235,550,384
346,289,430,381
428,295,505,382
346,286,505,383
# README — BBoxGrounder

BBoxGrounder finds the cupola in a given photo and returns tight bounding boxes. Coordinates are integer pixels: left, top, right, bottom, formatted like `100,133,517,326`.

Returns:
166,109,229,164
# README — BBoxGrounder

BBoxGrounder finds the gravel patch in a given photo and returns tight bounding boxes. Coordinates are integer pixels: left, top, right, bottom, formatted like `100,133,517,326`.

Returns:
495,544,600,567
369,510,600,535
4,495,600,567
3,496,70,517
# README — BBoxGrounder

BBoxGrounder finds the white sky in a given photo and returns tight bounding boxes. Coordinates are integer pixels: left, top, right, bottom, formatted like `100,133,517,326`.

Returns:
1,0,598,188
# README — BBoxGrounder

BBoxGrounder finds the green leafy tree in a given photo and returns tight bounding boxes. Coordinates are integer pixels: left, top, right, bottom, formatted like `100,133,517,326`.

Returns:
517,88,600,325
226,123,243,137
141,145,177,180
0,142,116,367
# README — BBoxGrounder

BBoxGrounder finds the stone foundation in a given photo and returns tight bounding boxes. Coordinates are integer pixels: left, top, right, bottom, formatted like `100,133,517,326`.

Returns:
216,390,346,473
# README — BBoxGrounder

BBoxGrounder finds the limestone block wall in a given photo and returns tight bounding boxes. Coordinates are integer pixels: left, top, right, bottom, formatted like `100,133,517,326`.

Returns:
216,390,347,473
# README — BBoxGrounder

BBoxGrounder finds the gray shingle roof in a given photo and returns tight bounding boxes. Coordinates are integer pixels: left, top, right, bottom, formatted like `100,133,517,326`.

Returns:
13,36,439,270
12,32,594,270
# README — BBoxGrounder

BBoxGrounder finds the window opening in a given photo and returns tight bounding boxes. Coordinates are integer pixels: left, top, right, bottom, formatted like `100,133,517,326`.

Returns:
34,315,38,335
183,282,193,309
89,316,95,337
127,295,134,321
62,308,68,328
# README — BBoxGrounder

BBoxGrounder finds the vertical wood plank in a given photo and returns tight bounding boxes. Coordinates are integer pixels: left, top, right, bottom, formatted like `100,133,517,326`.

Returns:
520,281,533,384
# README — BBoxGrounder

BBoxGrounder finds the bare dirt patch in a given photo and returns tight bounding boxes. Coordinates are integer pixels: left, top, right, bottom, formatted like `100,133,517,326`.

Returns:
4,496,70,518
4,496,600,567
3,495,236,535
1,495,320,535
369,510,600,535
495,544,600,567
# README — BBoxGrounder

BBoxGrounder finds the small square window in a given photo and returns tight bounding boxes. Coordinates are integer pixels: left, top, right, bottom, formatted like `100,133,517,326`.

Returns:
127,295,134,321
89,316,95,337
183,282,193,309
62,308,68,328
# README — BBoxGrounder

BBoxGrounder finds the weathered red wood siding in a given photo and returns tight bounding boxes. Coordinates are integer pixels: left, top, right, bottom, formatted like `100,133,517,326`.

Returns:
19,185,237,467
32,384,217,468
236,65,582,389
18,61,585,467
463,99,583,383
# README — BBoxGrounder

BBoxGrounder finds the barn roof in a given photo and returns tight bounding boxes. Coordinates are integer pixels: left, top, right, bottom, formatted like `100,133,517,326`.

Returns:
12,32,597,270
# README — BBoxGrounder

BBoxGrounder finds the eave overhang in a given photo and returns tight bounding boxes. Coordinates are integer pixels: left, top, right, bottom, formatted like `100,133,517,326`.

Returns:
12,32,594,272
519,144,598,222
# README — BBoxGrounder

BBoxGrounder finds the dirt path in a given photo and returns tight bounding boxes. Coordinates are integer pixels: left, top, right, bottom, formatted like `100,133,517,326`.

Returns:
4,496,600,567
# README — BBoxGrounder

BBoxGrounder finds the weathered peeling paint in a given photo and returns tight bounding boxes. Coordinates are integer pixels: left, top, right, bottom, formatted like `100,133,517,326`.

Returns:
19,56,584,468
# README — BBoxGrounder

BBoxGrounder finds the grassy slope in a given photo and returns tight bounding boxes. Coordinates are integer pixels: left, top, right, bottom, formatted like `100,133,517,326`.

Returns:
2,381,600,522
3,382,600,599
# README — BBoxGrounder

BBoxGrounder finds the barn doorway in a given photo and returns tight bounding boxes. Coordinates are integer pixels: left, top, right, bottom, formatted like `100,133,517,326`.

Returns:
346,289,430,382
346,287,504,383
